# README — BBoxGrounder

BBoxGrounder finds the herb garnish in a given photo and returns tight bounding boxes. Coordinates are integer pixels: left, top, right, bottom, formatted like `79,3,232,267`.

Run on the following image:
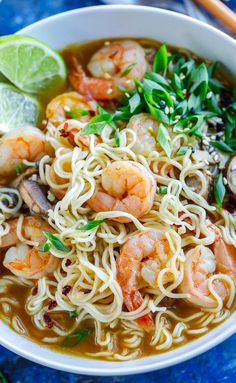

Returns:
80,106,121,146
66,108,89,119
15,163,24,175
176,146,188,156
210,141,235,153
157,123,172,158
158,186,168,195
153,43,168,74
78,219,106,231
0,371,7,383
62,328,92,347
120,63,136,77
214,172,226,208
39,232,70,253
69,310,78,318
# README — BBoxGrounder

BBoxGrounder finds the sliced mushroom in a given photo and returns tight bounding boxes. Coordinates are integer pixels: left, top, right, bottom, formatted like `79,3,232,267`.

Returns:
19,179,52,215
11,167,38,188
185,171,212,200
225,155,236,199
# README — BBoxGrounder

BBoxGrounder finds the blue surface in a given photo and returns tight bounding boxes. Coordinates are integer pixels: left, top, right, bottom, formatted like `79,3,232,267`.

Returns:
0,0,236,382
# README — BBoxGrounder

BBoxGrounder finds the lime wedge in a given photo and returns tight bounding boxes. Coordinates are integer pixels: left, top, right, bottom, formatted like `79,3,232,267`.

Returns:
0,83,40,134
0,35,67,94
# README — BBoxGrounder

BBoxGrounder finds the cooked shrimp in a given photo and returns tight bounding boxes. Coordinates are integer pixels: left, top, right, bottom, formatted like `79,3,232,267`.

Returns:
0,127,50,183
127,113,159,156
179,245,228,308
69,40,148,100
46,91,98,127
209,223,236,281
88,161,156,223
0,216,58,279
117,229,172,331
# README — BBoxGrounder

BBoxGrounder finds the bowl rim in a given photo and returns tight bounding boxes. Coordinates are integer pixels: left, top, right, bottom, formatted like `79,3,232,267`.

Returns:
0,4,235,376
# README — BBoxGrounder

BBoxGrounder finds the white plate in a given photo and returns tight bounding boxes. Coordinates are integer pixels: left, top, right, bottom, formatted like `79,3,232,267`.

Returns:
1,4,235,376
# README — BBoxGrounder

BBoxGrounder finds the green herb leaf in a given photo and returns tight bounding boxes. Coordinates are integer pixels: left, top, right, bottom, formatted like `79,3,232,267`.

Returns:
214,172,226,208
39,242,51,253
174,115,204,138
180,59,195,77
43,232,70,252
145,71,170,87
176,146,188,156
146,99,170,124
15,163,24,175
63,328,92,347
210,141,235,153
69,310,78,318
190,63,209,101
158,186,168,195
0,371,7,383
129,92,141,113
78,219,106,231
153,44,168,74
114,129,121,147
172,73,184,99
120,63,136,77
207,61,218,78
81,113,113,135
157,123,172,158
66,109,89,119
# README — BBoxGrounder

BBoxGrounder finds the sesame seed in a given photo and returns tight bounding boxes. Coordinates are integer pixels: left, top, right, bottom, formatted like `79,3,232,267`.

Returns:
213,154,219,162
206,91,213,99
211,135,216,140
64,105,70,112
206,170,212,176
182,89,187,95
179,73,185,80
126,79,132,85
104,72,111,79
107,88,113,95
104,41,110,46
125,92,130,98
169,107,174,114
203,139,209,146
148,127,153,134
164,106,170,114
208,147,215,154
42,119,47,125
47,191,55,202
204,159,209,165
174,115,181,121
223,177,228,185
171,95,176,101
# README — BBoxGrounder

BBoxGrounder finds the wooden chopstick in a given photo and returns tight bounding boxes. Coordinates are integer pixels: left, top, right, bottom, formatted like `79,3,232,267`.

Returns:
194,0,236,34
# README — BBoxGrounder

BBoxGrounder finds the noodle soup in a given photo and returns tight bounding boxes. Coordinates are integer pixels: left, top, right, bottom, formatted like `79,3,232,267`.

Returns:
0,37,235,361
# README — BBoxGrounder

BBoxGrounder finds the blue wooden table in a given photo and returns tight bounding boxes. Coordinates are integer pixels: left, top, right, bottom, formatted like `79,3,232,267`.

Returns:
0,1,236,382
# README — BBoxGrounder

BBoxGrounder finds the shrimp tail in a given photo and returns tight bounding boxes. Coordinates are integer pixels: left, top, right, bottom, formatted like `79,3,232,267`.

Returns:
68,55,122,101
126,291,155,332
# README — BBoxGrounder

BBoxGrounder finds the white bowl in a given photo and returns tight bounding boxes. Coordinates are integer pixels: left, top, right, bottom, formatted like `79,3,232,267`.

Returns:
1,4,235,376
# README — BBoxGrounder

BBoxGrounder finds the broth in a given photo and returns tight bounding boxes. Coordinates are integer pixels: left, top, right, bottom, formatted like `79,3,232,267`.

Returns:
0,37,235,361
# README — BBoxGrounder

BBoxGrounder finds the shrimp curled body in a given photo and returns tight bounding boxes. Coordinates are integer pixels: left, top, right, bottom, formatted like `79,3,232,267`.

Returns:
0,127,50,183
88,161,156,223
179,244,229,308
0,216,59,279
69,40,148,100
117,229,172,332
